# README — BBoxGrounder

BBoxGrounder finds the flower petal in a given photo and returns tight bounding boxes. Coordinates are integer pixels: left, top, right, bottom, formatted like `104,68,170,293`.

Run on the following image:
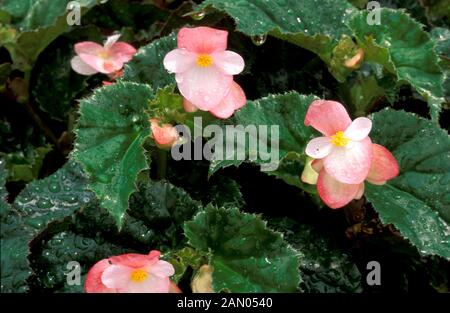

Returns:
163,48,196,73
305,137,333,159
209,81,246,118
176,66,233,110
183,98,198,112
120,275,170,293
354,183,365,200
344,117,372,141
109,42,137,64
317,169,360,209
78,53,120,74
178,27,228,53
71,56,98,75
324,137,373,184
147,260,175,278
366,144,399,184
85,259,116,293
311,159,324,172
169,282,182,293
75,41,103,56
101,265,133,289
104,34,121,49
304,100,352,136
109,253,156,268
212,51,245,75
148,250,161,260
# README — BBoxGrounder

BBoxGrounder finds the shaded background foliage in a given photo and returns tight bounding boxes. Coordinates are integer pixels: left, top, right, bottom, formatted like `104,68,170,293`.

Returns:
1,0,449,293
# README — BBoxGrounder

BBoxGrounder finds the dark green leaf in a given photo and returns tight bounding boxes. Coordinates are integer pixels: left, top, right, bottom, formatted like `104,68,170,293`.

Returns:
269,217,363,293
348,8,446,120
123,33,176,88
366,109,450,258
73,82,152,227
184,206,300,292
199,0,359,81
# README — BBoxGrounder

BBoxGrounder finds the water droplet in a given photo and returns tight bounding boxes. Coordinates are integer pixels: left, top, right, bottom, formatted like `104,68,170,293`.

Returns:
191,10,206,21
251,34,267,46
131,115,140,123
37,198,53,209
49,183,60,193
82,196,91,203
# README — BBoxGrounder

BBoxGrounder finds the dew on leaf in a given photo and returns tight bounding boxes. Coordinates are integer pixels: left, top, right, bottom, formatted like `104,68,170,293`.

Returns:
251,34,267,46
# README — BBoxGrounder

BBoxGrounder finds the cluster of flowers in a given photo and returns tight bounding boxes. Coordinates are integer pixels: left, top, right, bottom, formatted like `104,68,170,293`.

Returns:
71,27,399,293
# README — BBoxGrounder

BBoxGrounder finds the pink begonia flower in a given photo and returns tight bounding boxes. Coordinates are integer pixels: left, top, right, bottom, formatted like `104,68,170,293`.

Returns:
182,81,246,118
304,100,373,184
150,119,180,149
85,250,181,293
163,27,246,118
71,34,136,76
304,143,399,209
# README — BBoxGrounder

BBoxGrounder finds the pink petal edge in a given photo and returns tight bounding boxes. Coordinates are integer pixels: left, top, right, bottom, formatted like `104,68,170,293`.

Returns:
304,100,352,136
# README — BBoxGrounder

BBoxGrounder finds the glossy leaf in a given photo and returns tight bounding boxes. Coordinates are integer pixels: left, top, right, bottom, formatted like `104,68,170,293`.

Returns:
0,145,52,183
348,8,445,120
32,43,88,121
1,161,92,292
32,179,201,292
1,0,98,70
269,217,362,293
73,82,152,227
199,0,359,81
209,92,317,193
366,109,450,258
184,206,301,292
123,33,176,88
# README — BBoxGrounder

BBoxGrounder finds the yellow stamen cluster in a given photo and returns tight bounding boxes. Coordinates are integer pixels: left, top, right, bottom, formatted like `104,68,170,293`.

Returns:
97,50,110,59
130,269,148,282
330,131,349,147
196,54,213,67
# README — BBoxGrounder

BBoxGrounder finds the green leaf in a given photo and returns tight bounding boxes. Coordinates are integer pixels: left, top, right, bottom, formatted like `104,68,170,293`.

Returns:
13,160,93,234
269,218,362,293
348,8,446,120
209,92,317,193
163,247,206,284
366,109,450,259
31,179,201,292
430,27,450,106
1,145,52,182
184,206,300,292
0,160,8,213
1,160,91,292
199,0,359,81
73,82,153,227
1,0,97,70
123,33,176,88
339,70,385,116
0,209,33,293
32,231,131,292
32,43,88,121
128,180,202,249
